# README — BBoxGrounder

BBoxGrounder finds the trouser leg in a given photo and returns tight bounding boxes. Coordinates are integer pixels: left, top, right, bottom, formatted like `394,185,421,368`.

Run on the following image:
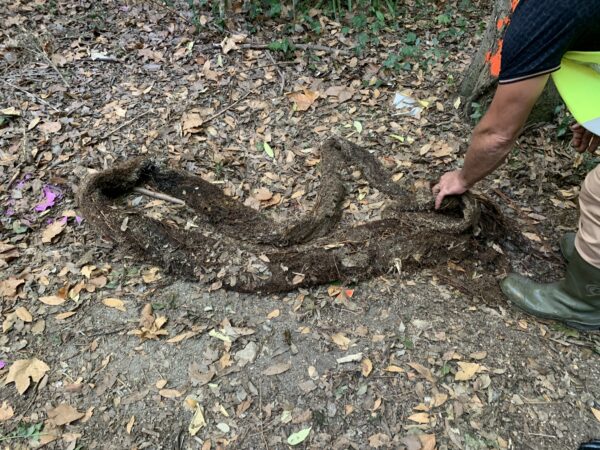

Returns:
575,164,600,269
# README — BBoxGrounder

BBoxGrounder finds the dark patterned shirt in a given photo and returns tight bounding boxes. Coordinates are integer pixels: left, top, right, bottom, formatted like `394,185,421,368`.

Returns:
499,0,600,84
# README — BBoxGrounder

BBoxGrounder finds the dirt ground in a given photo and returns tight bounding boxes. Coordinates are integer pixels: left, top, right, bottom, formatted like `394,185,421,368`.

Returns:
1,0,600,449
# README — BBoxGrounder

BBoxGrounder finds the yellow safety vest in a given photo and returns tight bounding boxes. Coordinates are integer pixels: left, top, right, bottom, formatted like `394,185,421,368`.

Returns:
552,51,600,134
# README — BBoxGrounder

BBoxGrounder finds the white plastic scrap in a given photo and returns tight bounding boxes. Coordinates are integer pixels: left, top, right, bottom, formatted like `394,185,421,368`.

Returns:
393,92,423,118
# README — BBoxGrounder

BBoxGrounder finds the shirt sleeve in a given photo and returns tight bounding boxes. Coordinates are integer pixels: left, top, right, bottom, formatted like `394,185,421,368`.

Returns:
499,0,580,84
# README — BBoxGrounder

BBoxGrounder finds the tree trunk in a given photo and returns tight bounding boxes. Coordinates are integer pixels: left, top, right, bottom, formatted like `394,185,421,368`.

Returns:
460,0,562,123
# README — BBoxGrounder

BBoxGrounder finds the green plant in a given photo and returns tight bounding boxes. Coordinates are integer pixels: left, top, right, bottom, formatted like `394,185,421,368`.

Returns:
214,161,224,179
354,31,370,54
555,104,572,138
0,422,44,444
440,362,451,376
436,13,451,25
470,102,484,122
268,38,296,56
303,14,322,34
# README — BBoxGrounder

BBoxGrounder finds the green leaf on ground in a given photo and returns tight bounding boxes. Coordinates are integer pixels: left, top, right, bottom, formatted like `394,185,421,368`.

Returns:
287,427,311,446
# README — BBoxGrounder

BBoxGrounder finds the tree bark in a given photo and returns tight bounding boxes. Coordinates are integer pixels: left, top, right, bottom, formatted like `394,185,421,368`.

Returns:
460,0,562,123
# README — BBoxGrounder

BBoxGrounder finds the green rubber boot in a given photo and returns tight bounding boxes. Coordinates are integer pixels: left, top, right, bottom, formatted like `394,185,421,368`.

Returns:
500,248,600,331
559,232,576,261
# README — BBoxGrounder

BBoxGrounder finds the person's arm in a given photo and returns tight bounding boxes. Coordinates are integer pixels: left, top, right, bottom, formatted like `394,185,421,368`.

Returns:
432,75,549,209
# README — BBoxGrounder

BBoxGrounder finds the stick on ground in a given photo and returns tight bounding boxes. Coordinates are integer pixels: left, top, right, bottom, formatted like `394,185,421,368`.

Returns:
133,187,186,206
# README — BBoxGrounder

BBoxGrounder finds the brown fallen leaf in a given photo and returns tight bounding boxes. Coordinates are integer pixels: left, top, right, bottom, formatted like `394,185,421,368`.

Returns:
331,333,351,350
0,242,19,267
182,110,204,134
361,358,373,377
408,362,435,383
31,319,45,334
220,34,245,54
522,231,542,242
0,277,24,298
130,304,168,340
41,219,66,243
189,405,207,436
55,311,77,320
102,298,126,312
455,362,483,381
433,392,448,407
368,432,391,448
142,267,161,283
126,415,135,434
292,273,305,285
139,303,154,328
28,116,41,130
1,107,20,116
263,193,282,208
254,188,273,201
80,265,96,278
166,330,198,344
39,121,62,134
48,403,84,426
39,420,60,446
287,89,320,112
469,351,487,360
262,362,291,376
6,358,50,394
39,295,66,306
267,309,280,319
407,412,431,424
237,398,253,417
0,401,14,421
431,142,456,158
420,434,437,450
592,407,600,423
2,312,18,333
324,85,355,103
384,365,405,373
159,389,183,398
336,353,363,364
15,307,32,322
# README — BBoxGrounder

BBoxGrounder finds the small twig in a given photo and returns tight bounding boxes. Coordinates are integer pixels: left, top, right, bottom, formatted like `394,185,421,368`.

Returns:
423,119,454,129
203,91,251,125
258,383,270,450
6,164,22,190
213,42,349,55
102,110,151,140
237,61,297,74
133,187,186,206
2,80,61,112
0,433,57,443
23,27,71,88
21,379,41,415
146,0,193,24
141,428,161,438
266,50,285,96
84,325,131,339
527,433,557,439
84,56,122,63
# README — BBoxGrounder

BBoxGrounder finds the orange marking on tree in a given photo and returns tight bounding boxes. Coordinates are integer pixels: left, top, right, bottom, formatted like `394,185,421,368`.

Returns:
486,39,503,77
496,16,510,30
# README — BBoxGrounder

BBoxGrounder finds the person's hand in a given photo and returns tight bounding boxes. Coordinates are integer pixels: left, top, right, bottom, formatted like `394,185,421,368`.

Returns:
571,123,599,154
432,170,470,209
